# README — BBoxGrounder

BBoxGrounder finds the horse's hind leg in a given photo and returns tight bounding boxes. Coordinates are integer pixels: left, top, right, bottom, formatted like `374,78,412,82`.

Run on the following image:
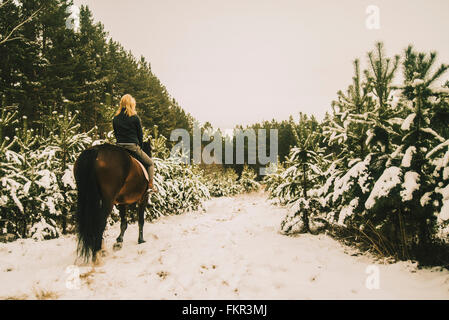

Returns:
93,200,113,263
117,205,128,242
137,197,147,244
113,205,127,250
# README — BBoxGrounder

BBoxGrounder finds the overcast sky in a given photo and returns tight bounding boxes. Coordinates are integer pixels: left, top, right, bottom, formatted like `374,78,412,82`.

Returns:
73,0,449,130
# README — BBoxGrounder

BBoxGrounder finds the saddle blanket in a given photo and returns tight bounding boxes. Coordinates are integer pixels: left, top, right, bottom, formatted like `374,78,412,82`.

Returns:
135,158,149,182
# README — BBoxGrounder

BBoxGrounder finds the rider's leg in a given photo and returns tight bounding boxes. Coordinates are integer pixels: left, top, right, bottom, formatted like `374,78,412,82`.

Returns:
147,161,154,185
135,146,156,191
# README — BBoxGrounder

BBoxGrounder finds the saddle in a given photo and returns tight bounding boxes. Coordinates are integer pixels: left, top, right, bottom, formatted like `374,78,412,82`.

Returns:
116,144,149,182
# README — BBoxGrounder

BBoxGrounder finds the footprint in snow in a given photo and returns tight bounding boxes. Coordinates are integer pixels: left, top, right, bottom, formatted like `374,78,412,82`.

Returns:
157,271,169,280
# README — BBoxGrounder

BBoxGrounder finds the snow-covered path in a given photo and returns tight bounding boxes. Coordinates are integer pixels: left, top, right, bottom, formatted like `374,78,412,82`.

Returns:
1,192,449,300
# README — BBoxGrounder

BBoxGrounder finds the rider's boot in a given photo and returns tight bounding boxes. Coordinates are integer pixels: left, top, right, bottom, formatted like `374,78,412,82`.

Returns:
147,166,157,193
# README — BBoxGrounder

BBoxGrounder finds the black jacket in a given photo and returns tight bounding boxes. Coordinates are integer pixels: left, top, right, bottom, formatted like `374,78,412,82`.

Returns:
113,109,143,147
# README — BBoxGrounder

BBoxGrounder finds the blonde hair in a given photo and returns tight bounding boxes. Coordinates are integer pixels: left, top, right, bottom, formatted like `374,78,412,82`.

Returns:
115,94,137,116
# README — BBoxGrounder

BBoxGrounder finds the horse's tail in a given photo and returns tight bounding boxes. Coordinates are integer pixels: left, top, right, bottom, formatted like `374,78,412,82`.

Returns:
74,147,105,261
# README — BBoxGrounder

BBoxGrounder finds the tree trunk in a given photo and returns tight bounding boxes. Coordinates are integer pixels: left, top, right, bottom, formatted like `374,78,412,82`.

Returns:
302,163,310,233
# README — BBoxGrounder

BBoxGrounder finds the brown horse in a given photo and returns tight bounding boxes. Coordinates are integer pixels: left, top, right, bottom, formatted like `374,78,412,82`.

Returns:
73,142,152,261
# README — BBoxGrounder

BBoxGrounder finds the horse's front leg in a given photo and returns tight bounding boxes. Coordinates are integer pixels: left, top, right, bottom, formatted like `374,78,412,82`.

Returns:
114,205,127,249
137,195,148,244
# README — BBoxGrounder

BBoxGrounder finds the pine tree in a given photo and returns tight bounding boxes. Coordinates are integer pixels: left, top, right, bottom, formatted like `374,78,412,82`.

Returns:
327,59,375,164
71,5,107,133
393,46,449,252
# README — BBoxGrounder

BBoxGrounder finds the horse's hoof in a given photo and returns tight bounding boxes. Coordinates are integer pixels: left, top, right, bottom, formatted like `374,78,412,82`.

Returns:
113,242,123,251
99,249,108,257
138,239,146,244
92,255,104,266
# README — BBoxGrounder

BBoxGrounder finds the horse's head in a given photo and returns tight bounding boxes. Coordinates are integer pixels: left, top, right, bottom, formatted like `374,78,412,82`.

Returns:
142,140,152,158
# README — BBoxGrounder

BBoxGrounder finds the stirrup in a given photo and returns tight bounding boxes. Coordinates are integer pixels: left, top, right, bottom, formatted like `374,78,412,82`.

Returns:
148,182,158,193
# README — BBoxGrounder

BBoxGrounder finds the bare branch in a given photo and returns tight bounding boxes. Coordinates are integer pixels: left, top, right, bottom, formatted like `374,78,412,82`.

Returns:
0,0,12,10
0,6,42,46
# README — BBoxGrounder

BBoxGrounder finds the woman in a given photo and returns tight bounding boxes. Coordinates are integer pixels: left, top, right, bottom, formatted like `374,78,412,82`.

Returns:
113,94,157,192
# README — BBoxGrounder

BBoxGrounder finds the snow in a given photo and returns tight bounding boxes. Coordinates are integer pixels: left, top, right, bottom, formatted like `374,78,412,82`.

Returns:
365,129,374,146
387,118,404,126
391,145,403,160
23,181,31,196
332,157,370,202
401,146,416,168
11,190,23,213
30,218,59,241
436,185,449,222
420,128,446,143
5,150,23,165
431,87,449,94
400,171,420,202
428,96,439,104
1,192,448,300
36,170,55,190
338,198,358,226
44,197,57,215
412,79,424,87
401,113,416,131
428,146,449,168
62,167,75,189
439,203,449,222
420,192,432,207
12,0,22,7
365,167,402,210
0,195,7,207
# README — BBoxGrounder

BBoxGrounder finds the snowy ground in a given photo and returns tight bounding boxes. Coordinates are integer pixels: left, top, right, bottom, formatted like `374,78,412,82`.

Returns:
1,191,449,300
